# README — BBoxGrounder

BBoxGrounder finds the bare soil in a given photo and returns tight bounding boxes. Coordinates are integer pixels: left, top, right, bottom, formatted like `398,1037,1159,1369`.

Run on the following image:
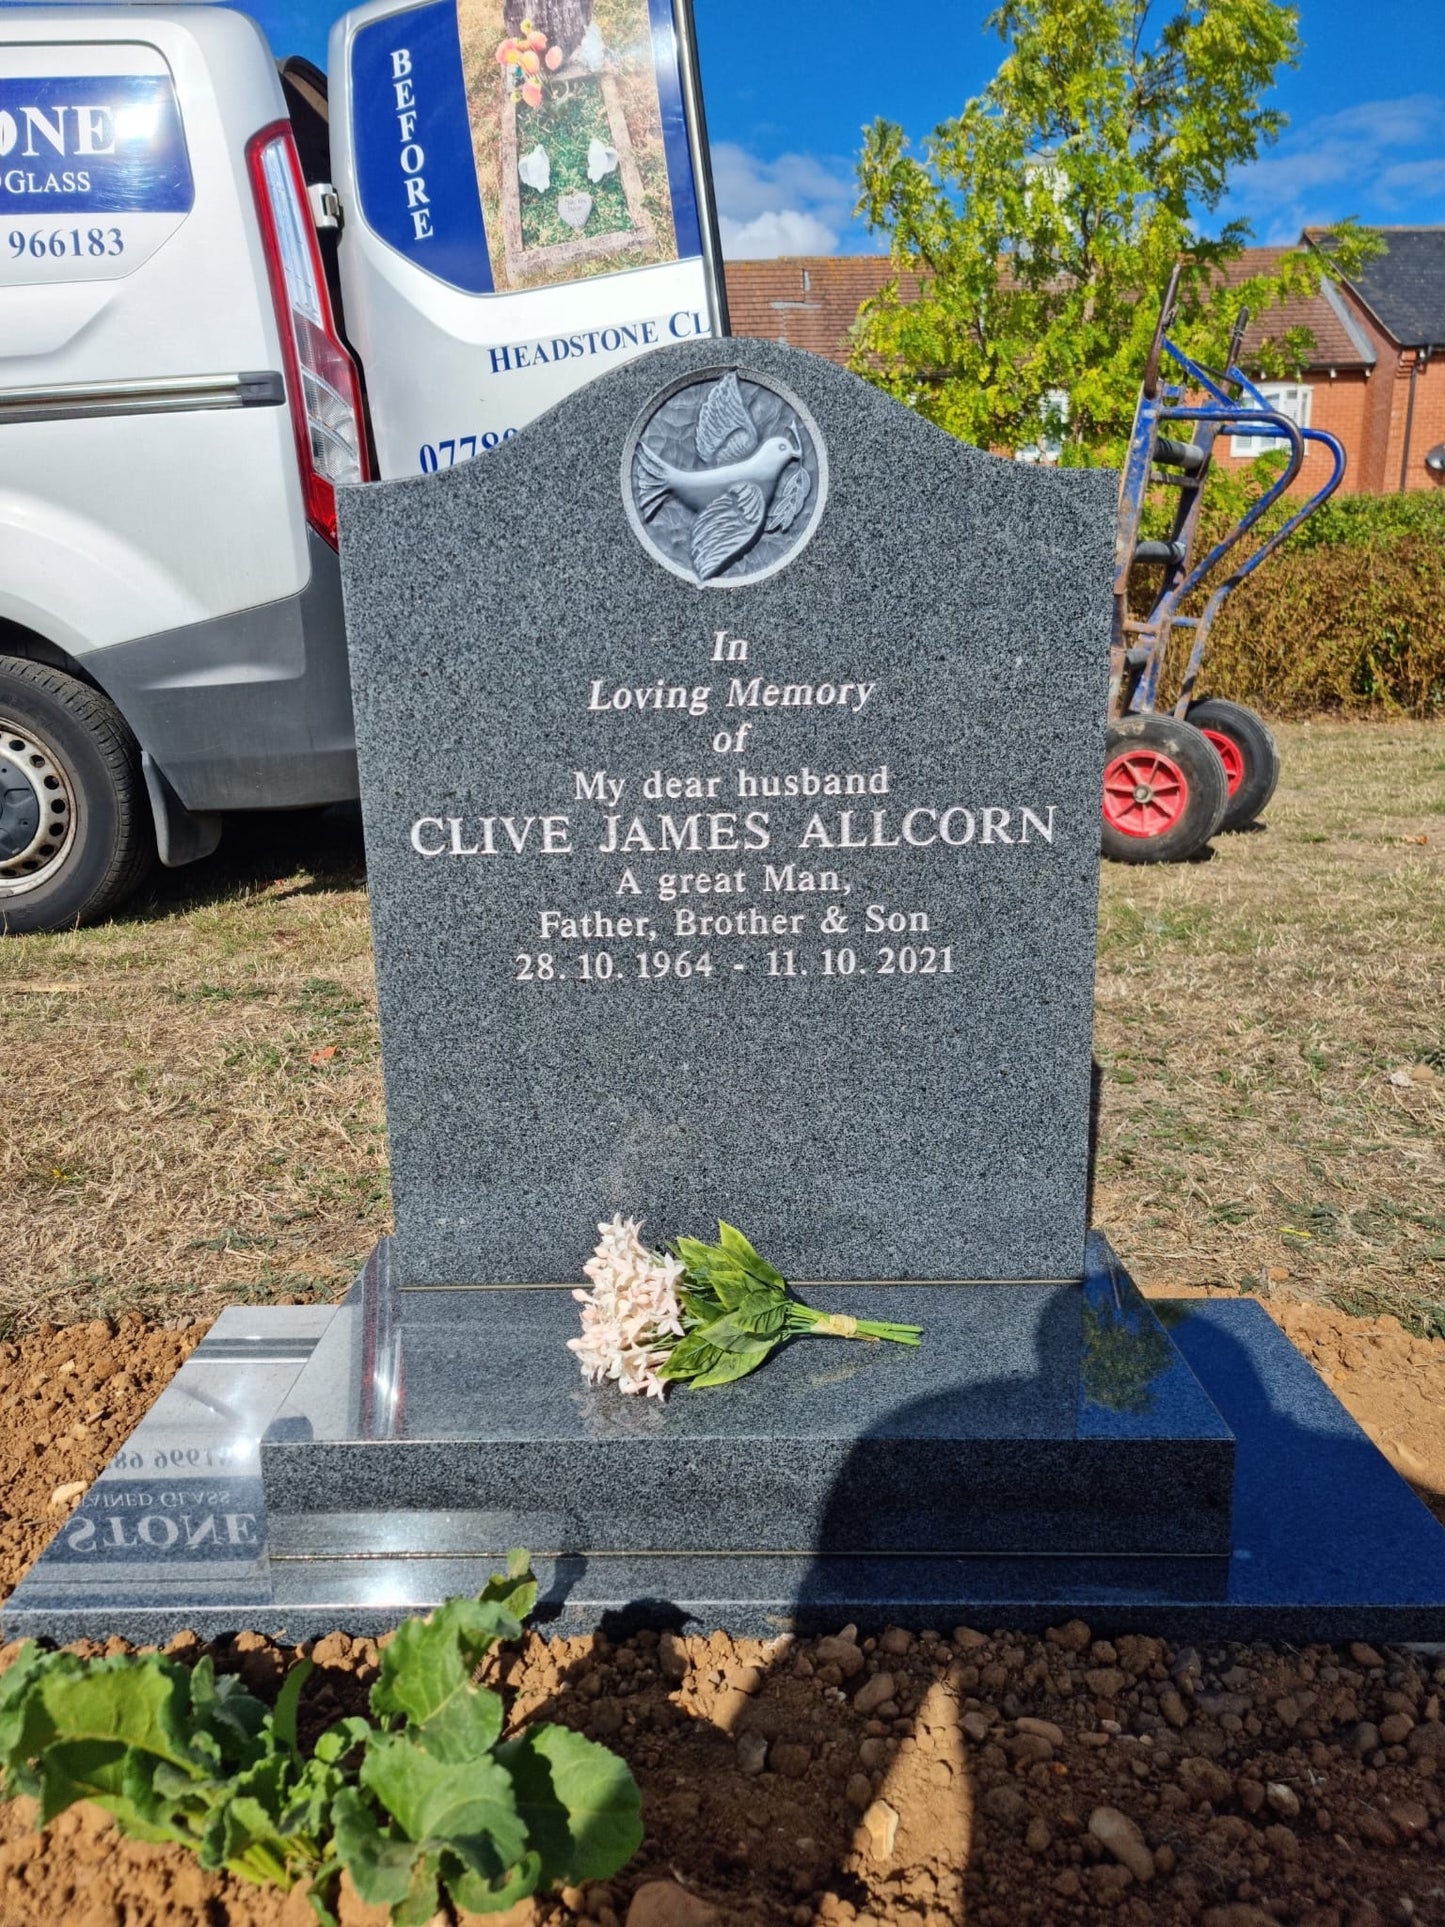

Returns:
1,1607,1443,1927
0,1295,1443,1925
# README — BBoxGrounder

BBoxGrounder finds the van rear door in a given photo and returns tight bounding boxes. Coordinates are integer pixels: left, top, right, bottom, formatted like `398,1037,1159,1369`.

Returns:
0,8,361,813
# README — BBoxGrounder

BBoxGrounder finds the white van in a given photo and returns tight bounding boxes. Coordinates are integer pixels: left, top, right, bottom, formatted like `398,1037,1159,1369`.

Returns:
0,5,369,933
1,0,724,933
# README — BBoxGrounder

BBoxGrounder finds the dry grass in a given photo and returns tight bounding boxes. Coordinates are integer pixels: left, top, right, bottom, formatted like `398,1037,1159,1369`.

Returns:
1093,720,1445,1328
0,810,386,1332
2,725,1443,1337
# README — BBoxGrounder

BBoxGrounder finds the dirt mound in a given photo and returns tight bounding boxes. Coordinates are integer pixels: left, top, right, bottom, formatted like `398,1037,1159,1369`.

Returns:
1,1305,1444,1923
1,1621,1443,1925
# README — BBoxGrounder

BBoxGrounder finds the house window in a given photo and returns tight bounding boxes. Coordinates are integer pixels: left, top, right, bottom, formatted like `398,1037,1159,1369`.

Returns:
1231,382,1312,457
1017,388,1070,464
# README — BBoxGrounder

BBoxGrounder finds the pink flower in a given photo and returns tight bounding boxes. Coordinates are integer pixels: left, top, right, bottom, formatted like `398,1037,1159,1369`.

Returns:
568,1215,685,1398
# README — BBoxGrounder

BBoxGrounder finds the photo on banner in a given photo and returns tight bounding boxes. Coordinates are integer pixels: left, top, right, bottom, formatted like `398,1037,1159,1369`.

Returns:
455,0,685,290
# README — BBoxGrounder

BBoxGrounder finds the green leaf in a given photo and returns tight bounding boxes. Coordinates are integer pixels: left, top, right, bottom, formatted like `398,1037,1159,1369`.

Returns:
672,1234,721,1273
37,1740,156,1833
656,1330,725,1380
497,1723,643,1885
360,1733,528,1873
332,1785,423,1907
0,1642,55,1790
716,1222,786,1288
197,1747,339,1888
370,1595,517,1747
313,1715,373,1766
673,1237,749,1310
393,1854,443,1927
33,1657,201,1787
689,1312,775,1356
208,1788,307,1888
270,1659,313,1761
279,1751,350,1844
187,1657,268,1766
448,1846,543,1915
411,1683,506,1765
687,1344,775,1389
480,1549,539,1625
734,1291,790,1338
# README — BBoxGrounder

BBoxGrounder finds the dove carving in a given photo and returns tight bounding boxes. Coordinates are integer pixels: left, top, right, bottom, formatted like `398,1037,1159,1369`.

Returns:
633,371,813,582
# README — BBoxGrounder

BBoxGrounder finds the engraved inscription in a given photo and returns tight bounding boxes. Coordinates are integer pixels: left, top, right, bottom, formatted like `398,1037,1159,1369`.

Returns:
407,627,1065,992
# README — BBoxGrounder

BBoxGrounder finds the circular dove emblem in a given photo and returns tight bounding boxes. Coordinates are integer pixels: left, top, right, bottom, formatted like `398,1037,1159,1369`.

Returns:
622,367,828,588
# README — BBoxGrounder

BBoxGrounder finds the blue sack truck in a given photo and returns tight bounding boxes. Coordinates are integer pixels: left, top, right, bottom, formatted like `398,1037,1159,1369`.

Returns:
1103,264,1347,864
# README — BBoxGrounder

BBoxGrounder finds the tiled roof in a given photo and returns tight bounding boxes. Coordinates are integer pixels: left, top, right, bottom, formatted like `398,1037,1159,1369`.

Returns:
1218,247,1375,371
723,248,1374,370
722,256,902,363
1323,227,1445,349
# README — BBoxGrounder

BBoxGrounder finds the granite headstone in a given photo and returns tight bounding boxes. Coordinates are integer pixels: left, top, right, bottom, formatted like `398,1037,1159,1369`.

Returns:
338,339,1116,1286
12,341,1445,1645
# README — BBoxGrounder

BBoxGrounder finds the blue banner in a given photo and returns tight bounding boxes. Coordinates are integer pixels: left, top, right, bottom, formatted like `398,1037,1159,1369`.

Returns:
352,0,494,295
0,73,192,217
649,0,702,261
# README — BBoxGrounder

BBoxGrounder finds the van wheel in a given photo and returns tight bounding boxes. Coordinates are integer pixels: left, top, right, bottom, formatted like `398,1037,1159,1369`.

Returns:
0,660,153,934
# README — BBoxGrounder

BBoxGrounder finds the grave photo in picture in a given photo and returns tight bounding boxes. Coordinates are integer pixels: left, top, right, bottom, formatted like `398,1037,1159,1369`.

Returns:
457,0,683,288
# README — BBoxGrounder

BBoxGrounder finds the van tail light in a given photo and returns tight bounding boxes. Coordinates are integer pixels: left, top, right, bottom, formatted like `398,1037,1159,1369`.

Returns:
247,122,369,547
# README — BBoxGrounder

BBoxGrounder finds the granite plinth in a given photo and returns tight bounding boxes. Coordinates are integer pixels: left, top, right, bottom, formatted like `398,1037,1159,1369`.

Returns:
257,1235,1234,1559
338,338,1116,1287
8,1273,1445,1645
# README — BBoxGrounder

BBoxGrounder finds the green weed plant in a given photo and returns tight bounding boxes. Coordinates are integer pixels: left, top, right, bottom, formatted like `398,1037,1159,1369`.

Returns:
0,1553,641,1924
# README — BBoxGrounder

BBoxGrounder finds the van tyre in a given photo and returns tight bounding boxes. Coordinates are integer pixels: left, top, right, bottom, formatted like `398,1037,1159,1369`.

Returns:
1186,697,1280,832
1101,714,1229,865
0,660,153,935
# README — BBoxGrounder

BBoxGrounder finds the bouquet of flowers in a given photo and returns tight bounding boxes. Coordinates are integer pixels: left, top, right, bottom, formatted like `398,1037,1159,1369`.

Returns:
569,1215,922,1399
496,19,563,110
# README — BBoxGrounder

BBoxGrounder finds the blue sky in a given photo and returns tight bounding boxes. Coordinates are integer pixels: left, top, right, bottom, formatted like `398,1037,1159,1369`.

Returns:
249,0,1445,256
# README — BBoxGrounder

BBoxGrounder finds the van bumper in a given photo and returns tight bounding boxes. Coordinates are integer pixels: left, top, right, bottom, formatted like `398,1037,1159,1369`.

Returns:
85,530,359,813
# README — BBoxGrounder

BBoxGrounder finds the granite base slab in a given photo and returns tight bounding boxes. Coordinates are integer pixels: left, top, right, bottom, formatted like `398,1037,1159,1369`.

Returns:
6,1291,1445,1645
256,1235,1234,1559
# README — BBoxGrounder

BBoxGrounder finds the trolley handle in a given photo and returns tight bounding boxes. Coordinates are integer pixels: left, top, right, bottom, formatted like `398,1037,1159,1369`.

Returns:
1142,264,1184,401
1214,426,1346,595
1150,407,1306,607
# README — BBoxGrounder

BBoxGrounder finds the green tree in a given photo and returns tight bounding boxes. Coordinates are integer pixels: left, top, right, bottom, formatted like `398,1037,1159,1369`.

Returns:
849,0,1378,461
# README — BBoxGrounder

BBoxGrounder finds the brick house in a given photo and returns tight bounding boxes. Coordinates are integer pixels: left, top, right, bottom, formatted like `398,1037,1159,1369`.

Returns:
1320,228,1445,493
723,229,1445,495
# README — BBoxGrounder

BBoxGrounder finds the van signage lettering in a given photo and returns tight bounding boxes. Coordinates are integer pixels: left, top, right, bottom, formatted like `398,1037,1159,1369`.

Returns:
0,74,193,216
351,0,493,293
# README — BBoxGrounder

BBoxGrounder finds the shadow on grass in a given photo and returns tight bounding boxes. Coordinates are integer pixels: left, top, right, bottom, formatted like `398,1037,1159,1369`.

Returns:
125,804,367,924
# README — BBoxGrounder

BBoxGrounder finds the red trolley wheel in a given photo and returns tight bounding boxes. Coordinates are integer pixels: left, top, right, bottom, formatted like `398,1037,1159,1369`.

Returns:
1101,715,1228,864
1186,698,1281,831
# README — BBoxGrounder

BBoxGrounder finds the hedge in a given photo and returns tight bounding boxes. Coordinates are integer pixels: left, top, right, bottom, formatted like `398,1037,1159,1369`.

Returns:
1159,490,1445,718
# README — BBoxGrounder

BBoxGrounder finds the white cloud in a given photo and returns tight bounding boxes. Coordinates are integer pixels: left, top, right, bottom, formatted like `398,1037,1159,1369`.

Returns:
719,209,841,258
709,141,858,259
1225,94,1445,238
